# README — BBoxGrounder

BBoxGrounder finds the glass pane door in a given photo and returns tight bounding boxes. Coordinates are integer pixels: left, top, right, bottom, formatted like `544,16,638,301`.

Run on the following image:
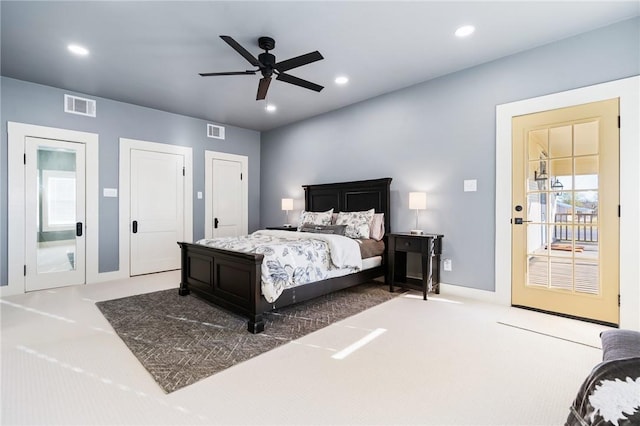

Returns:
25,137,85,291
511,98,619,325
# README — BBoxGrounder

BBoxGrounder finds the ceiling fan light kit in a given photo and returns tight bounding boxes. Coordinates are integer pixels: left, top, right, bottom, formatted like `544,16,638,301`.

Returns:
199,35,324,101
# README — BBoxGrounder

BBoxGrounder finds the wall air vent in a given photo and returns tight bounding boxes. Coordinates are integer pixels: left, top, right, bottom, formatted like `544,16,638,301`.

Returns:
207,123,225,140
64,94,96,117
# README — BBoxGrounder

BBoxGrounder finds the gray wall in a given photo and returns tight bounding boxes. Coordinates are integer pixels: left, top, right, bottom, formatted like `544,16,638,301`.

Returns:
259,18,640,292
1,77,261,283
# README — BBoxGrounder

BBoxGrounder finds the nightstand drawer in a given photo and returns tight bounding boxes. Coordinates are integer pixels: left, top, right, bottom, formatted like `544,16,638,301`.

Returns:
395,237,422,252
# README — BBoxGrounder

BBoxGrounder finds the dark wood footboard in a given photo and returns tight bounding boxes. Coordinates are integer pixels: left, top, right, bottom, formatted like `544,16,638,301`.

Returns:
178,241,386,333
178,242,266,333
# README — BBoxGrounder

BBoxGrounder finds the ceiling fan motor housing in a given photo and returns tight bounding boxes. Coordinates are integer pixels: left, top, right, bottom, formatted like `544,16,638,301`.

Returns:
258,36,275,51
258,52,276,77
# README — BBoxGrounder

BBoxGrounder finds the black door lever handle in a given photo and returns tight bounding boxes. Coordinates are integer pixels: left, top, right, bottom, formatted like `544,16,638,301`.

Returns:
512,218,532,225
76,222,83,237
132,220,138,233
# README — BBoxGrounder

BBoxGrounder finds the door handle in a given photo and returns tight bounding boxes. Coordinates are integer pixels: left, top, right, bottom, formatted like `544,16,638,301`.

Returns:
214,218,219,229
512,218,532,225
132,220,138,233
76,222,83,237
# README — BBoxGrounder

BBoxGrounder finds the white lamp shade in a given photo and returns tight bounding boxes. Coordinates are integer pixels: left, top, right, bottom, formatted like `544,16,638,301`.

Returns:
409,192,427,210
281,198,294,211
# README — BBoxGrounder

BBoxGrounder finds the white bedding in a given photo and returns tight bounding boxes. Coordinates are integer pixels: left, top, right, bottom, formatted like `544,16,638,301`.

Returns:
196,230,363,303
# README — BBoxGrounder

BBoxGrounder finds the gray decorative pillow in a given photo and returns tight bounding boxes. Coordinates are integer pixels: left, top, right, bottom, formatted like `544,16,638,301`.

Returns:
336,209,375,239
297,209,334,230
299,224,347,235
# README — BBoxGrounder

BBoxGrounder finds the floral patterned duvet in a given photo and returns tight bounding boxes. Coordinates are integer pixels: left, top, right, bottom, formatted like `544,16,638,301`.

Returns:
196,230,363,303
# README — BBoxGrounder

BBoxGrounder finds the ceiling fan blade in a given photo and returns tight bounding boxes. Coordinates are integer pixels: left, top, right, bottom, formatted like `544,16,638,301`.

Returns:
276,73,323,92
220,35,263,67
274,51,323,72
256,77,271,100
199,70,256,77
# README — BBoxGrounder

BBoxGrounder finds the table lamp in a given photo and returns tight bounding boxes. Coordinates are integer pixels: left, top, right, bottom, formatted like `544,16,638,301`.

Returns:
409,192,426,235
281,198,293,227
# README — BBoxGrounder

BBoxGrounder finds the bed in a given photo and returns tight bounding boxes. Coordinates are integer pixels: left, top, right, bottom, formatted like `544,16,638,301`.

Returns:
177,177,392,333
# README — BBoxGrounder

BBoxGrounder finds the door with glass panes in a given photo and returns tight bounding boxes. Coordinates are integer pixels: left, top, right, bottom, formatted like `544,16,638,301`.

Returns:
511,98,619,325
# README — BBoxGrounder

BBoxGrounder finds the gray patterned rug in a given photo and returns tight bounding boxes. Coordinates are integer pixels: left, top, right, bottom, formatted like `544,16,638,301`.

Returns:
96,281,397,393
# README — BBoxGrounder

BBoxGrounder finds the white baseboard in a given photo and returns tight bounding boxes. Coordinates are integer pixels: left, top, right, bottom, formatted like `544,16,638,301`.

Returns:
93,270,128,284
438,282,503,305
405,274,503,305
0,284,23,297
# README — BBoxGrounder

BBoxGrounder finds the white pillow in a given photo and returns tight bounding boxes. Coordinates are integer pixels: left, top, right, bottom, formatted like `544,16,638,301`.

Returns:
297,209,334,230
336,209,375,239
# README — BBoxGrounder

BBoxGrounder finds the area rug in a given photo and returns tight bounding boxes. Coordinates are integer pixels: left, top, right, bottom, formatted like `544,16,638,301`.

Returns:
96,281,396,393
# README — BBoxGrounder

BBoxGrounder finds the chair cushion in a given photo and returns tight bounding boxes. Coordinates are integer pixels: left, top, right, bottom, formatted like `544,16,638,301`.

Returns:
600,329,640,362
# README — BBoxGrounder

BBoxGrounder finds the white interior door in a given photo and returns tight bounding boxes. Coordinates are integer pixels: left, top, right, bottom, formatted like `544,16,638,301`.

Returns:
25,137,86,291
130,149,184,275
205,151,248,238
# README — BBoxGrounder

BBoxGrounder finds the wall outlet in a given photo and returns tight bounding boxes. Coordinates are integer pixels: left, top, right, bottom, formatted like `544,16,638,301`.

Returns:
443,258,452,272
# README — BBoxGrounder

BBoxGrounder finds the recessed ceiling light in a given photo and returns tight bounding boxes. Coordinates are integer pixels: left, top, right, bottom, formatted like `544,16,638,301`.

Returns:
265,104,277,112
67,44,89,56
455,25,475,38
335,76,349,85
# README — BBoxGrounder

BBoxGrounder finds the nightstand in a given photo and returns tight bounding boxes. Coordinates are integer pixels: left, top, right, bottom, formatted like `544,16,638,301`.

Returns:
386,232,444,300
265,226,297,231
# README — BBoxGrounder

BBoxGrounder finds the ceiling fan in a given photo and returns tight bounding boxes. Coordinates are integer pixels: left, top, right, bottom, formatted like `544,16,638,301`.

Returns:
199,35,324,101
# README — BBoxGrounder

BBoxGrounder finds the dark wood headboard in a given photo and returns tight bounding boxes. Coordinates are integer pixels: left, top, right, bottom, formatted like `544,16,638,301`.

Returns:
302,177,392,234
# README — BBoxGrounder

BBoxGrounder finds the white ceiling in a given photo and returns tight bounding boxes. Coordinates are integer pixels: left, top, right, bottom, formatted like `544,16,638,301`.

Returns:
2,1,638,131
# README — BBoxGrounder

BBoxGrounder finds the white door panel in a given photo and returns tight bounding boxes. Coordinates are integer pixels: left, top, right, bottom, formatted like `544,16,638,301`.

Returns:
213,159,242,237
205,151,248,239
130,149,184,275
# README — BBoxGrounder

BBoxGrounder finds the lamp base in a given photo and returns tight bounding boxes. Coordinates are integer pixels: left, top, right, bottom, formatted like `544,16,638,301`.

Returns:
410,229,423,235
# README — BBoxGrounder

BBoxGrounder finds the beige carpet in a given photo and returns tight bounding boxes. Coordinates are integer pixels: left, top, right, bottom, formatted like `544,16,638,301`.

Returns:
498,306,613,349
1,270,606,425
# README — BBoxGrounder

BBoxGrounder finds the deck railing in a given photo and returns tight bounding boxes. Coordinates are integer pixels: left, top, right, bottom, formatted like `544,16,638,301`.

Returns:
554,213,598,242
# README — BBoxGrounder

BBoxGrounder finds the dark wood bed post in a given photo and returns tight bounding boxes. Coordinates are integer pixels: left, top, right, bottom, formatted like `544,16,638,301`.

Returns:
178,242,190,296
248,257,265,333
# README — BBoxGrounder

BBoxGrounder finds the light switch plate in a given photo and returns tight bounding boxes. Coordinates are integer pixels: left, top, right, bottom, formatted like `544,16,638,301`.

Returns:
197,191,203,199
464,179,477,192
103,188,118,197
